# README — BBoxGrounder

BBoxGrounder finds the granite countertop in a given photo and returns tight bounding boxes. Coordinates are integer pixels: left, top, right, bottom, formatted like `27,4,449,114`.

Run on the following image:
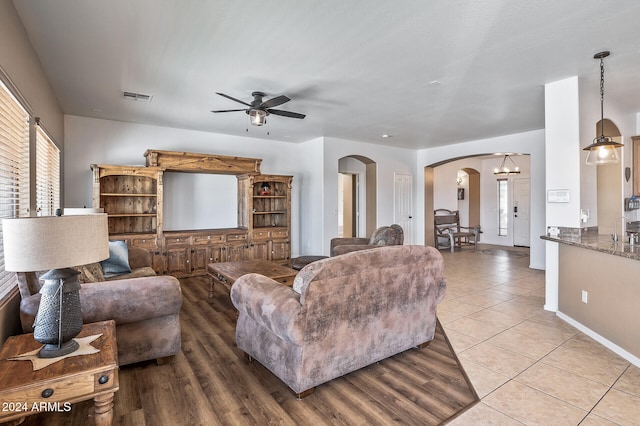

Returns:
541,233,640,260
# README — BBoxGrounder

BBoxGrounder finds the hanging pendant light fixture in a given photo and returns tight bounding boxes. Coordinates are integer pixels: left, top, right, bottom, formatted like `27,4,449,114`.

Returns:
494,155,521,176
583,51,623,165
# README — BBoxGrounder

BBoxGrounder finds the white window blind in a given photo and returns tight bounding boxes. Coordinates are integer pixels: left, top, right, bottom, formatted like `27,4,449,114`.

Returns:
36,122,60,216
0,79,30,301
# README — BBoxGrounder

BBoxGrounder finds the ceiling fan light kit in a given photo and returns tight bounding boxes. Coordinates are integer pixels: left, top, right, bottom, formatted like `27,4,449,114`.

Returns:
583,50,623,166
249,109,267,126
212,91,305,127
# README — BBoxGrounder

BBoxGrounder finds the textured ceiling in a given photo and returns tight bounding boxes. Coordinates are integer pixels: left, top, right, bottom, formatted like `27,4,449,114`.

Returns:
12,0,640,149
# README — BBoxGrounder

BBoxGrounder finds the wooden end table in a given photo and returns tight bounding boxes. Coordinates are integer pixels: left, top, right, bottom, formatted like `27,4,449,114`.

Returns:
207,259,298,297
0,320,119,426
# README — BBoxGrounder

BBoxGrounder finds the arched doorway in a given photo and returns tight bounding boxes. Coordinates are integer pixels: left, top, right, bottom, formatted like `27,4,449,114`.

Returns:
424,154,530,247
457,167,480,230
338,155,377,238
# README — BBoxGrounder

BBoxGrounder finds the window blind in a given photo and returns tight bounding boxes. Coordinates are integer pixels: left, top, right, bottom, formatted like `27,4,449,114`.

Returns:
0,79,30,301
36,122,60,217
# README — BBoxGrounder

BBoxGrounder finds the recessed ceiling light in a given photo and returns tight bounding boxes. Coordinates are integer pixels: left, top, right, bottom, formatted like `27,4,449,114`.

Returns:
382,134,391,138
429,80,441,86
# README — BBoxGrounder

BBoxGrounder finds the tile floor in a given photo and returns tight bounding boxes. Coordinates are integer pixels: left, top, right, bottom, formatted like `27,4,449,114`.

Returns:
440,245,640,426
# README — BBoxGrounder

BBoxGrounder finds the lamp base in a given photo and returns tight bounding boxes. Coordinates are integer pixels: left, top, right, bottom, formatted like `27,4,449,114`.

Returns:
38,339,80,358
34,268,83,359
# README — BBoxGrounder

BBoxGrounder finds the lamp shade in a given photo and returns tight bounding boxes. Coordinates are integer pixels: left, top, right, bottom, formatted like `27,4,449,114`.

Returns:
2,214,109,272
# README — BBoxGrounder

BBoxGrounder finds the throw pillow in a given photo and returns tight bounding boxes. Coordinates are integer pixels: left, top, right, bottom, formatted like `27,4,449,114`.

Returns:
73,262,105,283
100,240,132,278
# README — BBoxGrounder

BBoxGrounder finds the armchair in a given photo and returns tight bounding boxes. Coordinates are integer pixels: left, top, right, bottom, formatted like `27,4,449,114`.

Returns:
16,247,182,366
330,224,404,256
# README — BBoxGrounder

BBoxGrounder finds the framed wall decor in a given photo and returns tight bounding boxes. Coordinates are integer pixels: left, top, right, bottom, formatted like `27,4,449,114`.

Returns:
457,188,464,200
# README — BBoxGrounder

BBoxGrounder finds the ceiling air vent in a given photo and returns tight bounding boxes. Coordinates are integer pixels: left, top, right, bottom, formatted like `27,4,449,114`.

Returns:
123,91,153,102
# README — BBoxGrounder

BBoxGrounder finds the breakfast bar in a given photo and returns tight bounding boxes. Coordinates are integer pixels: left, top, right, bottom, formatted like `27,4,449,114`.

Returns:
542,232,640,364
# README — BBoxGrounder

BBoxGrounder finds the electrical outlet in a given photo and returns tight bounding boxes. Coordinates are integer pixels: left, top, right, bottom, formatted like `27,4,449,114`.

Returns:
581,290,588,304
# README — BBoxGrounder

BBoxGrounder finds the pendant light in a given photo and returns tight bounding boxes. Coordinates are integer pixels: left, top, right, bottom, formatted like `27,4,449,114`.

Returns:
494,155,521,176
583,51,622,165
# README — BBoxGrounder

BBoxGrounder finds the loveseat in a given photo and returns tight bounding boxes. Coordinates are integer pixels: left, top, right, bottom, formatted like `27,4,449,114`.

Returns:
330,224,404,256
17,247,183,366
230,245,446,397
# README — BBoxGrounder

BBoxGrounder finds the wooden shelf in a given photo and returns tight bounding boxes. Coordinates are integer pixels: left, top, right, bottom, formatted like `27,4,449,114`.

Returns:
253,211,287,215
108,213,157,217
94,157,291,277
101,193,157,197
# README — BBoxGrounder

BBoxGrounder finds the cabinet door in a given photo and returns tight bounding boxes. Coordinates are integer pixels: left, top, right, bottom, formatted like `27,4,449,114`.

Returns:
248,241,269,260
191,245,222,274
224,243,248,262
166,247,191,276
271,240,290,262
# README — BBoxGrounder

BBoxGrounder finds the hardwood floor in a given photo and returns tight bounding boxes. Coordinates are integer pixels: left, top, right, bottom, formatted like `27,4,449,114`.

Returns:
21,275,478,426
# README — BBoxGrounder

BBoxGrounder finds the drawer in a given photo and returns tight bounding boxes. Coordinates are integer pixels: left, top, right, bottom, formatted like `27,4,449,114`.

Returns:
130,236,157,249
226,233,247,242
0,374,94,405
165,236,190,246
271,229,289,239
252,230,270,240
193,234,225,245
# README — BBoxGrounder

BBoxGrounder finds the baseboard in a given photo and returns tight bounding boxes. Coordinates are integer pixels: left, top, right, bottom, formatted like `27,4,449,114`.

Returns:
556,311,640,368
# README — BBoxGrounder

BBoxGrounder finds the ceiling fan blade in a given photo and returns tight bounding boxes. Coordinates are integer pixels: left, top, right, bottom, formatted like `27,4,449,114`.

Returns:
260,95,290,109
216,92,251,107
268,109,306,119
211,109,247,113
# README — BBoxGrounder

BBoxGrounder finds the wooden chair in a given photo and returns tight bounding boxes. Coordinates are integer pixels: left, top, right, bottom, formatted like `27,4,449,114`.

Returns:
434,209,480,252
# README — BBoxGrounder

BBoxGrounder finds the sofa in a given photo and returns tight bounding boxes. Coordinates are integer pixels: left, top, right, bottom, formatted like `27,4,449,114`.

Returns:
230,245,446,397
330,224,404,256
17,247,183,366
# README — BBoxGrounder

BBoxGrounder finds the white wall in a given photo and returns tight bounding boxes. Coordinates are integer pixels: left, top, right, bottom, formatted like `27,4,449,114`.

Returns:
64,117,418,257
0,0,63,143
295,137,324,256
579,77,639,226
417,129,545,269
64,115,306,254
322,137,416,255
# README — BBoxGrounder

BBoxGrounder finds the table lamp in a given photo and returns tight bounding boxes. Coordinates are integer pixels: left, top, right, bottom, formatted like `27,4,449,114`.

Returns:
2,214,109,358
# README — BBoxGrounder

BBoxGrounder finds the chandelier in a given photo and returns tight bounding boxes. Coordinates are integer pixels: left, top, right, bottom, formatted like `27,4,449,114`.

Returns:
494,155,521,176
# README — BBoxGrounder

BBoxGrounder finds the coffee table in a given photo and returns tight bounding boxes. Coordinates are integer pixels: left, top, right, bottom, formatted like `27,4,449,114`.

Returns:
207,259,298,297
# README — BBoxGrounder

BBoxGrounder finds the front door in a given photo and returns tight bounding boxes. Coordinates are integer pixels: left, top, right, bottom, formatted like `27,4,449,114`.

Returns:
513,178,530,247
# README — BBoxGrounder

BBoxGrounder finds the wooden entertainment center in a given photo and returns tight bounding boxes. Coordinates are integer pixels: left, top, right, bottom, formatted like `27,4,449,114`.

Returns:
91,150,292,278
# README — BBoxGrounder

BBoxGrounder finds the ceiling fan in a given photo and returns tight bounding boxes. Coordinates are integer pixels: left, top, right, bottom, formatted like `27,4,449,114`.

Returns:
211,91,306,126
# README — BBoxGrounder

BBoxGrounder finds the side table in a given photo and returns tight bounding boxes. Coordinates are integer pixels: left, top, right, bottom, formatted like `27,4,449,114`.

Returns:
0,320,119,425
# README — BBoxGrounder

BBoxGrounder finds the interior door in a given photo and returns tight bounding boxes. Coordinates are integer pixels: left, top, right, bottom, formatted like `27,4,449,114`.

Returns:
513,178,530,247
394,173,413,244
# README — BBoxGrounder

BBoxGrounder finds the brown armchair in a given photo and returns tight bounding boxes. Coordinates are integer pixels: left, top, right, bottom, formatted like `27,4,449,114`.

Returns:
330,224,404,256
16,247,182,366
